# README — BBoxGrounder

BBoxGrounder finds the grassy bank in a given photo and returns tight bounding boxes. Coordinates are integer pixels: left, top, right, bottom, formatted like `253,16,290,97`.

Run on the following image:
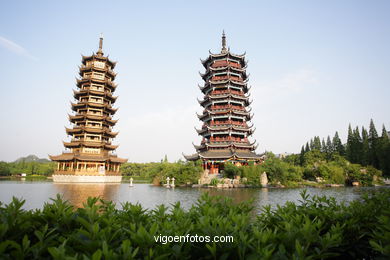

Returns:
0,189,389,259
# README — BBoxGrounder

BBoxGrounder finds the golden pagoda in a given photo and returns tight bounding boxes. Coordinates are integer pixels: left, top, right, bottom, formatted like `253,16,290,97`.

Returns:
50,36,127,182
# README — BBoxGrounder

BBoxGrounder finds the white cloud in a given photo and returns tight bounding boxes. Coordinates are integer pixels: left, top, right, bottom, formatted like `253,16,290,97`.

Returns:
0,36,38,61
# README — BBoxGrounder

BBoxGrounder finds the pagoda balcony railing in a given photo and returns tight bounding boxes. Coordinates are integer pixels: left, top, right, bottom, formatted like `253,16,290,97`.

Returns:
54,170,120,176
78,89,113,97
209,120,247,127
71,139,111,144
210,89,244,96
211,76,242,82
211,104,244,111
72,126,112,132
208,137,248,143
81,76,115,85
211,60,241,69
80,64,117,76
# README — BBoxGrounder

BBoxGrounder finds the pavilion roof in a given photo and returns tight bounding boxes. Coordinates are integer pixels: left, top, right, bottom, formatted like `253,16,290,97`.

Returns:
49,153,127,163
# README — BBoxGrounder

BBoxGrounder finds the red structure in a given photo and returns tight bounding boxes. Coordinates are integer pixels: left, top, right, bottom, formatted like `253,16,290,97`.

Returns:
184,32,263,174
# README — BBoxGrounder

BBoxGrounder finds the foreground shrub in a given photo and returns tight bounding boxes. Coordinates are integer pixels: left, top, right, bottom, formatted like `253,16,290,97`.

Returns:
0,190,389,259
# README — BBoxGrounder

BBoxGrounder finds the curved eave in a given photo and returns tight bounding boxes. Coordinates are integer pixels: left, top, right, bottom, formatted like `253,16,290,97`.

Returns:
200,109,250,118
76,78,117,89
79,67,117,79
81,53,117,69
68,114,117,125
183,153,200,161
65,127,118,136
202,52,246,67
105,144,119,150
206,93,249,101
208,79,247,86
73,90,117,101
49,153,74,161
70,102,118,114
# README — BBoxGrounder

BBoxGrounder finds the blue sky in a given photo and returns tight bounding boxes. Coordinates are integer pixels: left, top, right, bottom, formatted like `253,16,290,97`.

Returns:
0,0,389,162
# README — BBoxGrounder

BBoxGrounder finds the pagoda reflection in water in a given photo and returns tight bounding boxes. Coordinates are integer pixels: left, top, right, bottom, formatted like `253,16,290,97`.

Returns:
53,183,120,208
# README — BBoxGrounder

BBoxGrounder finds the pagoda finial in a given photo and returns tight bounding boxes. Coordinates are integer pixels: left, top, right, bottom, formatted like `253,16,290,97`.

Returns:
221,30,227,53
97,33,103,55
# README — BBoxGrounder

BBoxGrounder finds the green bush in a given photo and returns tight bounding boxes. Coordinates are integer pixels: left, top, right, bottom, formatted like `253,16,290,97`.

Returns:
223,163,242,178
0,190,389,259
121,160,202,185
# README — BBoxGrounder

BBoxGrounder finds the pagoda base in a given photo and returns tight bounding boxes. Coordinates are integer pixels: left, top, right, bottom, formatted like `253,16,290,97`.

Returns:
52,175,122,183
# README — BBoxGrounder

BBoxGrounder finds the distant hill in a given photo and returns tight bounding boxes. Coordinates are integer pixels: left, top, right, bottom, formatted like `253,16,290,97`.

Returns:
14,155,50,163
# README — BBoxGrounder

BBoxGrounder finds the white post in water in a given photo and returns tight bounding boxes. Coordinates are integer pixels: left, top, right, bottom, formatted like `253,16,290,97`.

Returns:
129,177,133,187
166,177,170,188
171,177,175,188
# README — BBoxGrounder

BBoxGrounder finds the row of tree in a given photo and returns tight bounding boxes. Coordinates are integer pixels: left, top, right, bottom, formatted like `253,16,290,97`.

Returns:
300,119,390,176
0,161,55,176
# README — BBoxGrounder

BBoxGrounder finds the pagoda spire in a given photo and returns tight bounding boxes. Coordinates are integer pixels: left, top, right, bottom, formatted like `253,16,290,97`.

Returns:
97,33,103,56
221,30,227,53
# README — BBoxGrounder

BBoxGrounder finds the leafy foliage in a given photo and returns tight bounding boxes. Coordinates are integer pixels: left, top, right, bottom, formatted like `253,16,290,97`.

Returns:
121,160,202,185
300,119,390,178
0,161,55,176
0,190,389,259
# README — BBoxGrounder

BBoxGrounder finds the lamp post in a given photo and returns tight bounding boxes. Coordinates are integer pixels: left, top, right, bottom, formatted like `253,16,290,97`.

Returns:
166,177,170,188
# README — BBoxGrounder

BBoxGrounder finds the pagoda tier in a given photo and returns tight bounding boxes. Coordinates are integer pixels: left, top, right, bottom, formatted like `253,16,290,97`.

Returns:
50,36,127,181
184,32,263,173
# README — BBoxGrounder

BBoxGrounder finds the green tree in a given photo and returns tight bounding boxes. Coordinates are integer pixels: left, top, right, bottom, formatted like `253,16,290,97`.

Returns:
305,142,310,153
313,136,322,150
325,136,333,159
0,162,11,176
368,119,379,168
332,131,345,156
321,138,326,153
353,126,363,164
361,127,369,166
299,146,305,166
378,125,390,177
346,124,354,162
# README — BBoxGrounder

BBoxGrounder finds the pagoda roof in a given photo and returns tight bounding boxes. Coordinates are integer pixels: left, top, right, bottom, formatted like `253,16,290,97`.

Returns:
199,93,249,103
199,82,250,94
73,89,118,102
71,102,118,114
68,114,118,125
194,141,257,151
205,79,247,87
197,110,252,121
183,153,200,161
201,52,246,68
50,153,127,163
63,141,118,150
196,125,254,134
81,53,117,69
65,126,118,137
76,77,117,90
79,65,117,78
209,77,248,84
184,149,263,161
200,66,248,81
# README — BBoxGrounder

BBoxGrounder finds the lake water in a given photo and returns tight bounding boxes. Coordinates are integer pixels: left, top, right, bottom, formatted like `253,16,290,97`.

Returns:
0,180,387,211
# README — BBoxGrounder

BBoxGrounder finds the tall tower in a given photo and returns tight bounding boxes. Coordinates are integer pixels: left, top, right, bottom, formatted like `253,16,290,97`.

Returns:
50,36,127,182
184,32,263,174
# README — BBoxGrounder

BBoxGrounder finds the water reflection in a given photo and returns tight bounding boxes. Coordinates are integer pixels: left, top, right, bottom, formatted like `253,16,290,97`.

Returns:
198,187,260,206
53,183,120,208
0,181,387,211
